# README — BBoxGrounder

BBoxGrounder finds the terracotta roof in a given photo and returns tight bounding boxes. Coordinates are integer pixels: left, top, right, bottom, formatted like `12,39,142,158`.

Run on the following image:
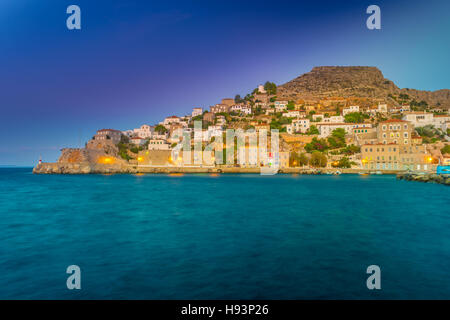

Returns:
97,129,121,133
380,119,407,123
316,123,369,126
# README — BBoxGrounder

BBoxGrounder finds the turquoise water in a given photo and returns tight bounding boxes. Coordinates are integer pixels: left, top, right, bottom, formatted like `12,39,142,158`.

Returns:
0,168,449,299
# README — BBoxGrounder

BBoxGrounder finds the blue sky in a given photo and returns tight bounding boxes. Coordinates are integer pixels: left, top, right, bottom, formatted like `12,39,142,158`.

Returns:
1,0,449,165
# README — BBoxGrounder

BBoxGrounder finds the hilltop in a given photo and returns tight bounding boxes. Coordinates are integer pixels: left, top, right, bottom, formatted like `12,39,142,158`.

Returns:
277,66,450,109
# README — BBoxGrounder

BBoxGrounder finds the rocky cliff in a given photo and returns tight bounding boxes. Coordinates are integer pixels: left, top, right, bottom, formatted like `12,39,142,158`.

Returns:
33,143,130,174
277,66,450,109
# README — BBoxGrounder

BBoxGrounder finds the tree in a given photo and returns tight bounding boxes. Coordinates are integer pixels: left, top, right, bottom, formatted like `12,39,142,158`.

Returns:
441,145,450,155
298,153,309,166
327,128,346,149
340,144,360,155
334,157,353,168
305,137,328,153
344,112,365,123
415,125,435,138
309,151,327,167
234,94,243,103
154,124,168,134
286,101,295,110
118,142,131,160
264,81,277,95
306,125,319,135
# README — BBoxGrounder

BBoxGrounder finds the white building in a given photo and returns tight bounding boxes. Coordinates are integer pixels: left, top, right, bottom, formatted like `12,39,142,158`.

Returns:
287,119,310,134
342,105,359,116
323,115,344,123
274,101,288,112
284,110,301,118
122,130,134,137
163,116,181,127
94,129,122,144
207,125,223,140
153,132,169,140
377,104,388,113
192,108,203,117
402,112,450,129
130,136,146,146
265,108,275,115
258,84,266,94
148,139,170,150
230,105,252,115
317,123,372,138
133,124,153,139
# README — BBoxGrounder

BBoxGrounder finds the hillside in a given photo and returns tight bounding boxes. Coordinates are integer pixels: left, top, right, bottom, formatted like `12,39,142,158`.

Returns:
277,66,450,109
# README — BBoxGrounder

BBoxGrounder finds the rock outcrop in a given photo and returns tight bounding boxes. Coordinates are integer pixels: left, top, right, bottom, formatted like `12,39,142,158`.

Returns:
397,173,450,185
277,66,450,109
33,146,130,174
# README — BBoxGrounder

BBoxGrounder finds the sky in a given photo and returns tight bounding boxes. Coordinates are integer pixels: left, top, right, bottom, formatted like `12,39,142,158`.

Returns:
1,0,449,166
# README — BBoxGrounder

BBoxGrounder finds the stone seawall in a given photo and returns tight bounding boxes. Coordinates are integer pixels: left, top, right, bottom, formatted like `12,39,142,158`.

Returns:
33,162,136,174
397,173,450,185
34,162,408,175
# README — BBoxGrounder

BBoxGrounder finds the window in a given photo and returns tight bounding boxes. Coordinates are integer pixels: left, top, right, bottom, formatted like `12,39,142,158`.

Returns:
404,132,408,138
382,125,386,131
404,139,408,144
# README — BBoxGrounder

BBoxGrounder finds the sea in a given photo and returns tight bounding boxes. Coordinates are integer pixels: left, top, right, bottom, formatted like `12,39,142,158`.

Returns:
0,168,449,299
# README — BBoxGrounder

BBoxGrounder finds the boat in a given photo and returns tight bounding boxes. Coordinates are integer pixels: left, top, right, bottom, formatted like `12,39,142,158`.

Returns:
334,170,342,175
359,172,369,176
375,171,383,175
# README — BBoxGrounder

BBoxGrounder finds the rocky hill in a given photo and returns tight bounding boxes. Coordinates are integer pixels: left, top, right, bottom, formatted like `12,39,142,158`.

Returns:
277,66,450,109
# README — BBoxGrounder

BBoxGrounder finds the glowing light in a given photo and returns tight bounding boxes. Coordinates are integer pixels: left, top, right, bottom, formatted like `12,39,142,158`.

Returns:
137,157,143,162
98,156,114,164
